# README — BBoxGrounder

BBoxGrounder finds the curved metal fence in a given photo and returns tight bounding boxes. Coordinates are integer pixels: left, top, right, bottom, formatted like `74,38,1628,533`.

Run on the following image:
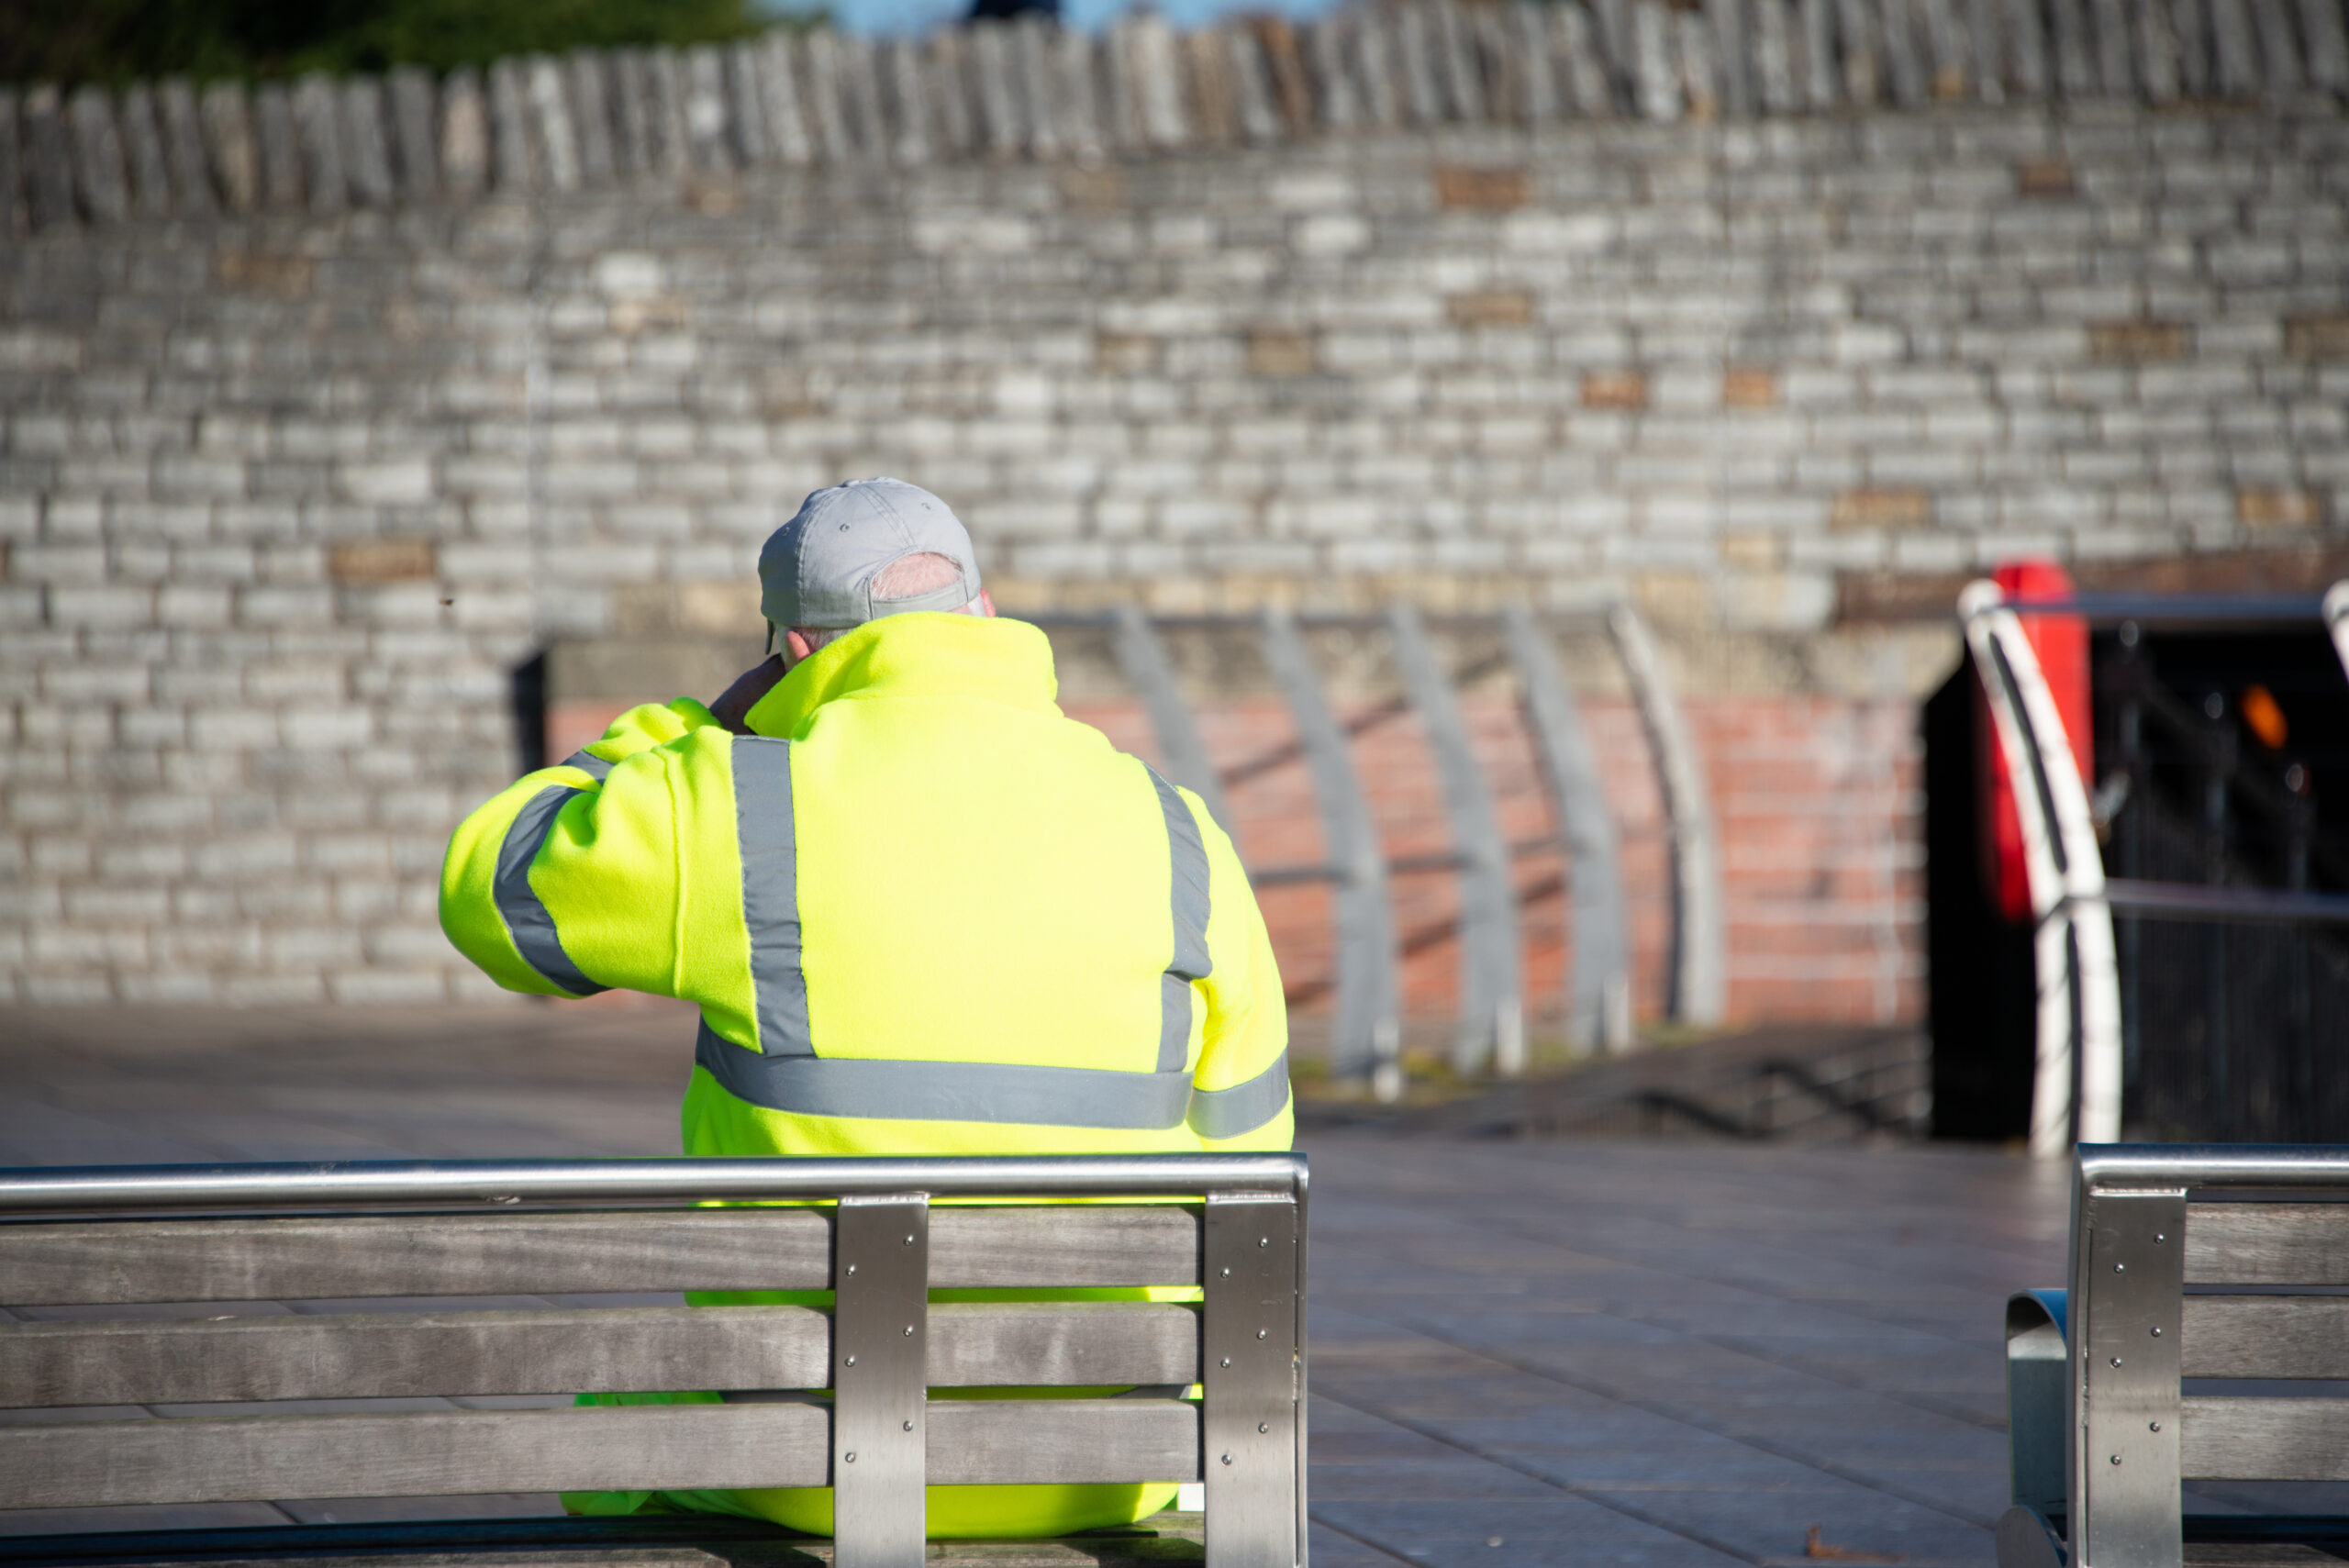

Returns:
1039,603,1718,1099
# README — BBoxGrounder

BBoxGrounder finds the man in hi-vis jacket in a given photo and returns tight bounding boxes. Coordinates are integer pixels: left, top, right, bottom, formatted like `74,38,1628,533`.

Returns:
440,478,1292,1539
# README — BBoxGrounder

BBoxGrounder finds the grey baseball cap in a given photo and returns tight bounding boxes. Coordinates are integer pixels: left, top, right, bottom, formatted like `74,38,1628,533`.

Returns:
758,478,984,630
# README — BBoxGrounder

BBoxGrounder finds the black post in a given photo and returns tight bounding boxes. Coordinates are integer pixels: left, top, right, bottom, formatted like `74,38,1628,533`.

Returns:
510,651,548,776
2201,694,2234,1140
2285,770,2315,1140
2114,627,2147,1103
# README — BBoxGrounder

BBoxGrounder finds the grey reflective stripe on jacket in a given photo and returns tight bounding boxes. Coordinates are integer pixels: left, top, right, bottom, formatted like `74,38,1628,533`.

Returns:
562,750,614,781
1186,1051,1290,1138
1147,766,1214,1073
695,1020,1289,1137
731,738,814,1059
494,785,608,998
698,748,1284,1138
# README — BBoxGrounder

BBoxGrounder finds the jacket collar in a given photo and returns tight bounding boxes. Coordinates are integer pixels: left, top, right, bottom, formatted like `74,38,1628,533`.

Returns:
742,613,1062,739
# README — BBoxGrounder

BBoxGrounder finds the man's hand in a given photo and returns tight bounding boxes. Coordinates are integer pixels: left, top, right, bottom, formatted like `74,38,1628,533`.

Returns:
708,655,785,735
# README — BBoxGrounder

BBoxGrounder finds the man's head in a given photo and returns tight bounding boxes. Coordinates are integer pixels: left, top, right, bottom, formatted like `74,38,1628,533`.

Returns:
759,478,992,664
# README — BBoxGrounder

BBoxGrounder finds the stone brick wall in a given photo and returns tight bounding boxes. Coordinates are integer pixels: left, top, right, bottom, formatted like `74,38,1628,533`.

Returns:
2,2,2345,1021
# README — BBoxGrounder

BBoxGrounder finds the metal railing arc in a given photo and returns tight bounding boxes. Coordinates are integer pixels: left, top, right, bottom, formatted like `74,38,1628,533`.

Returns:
1608,604,1726,1029
1960,580,2124,1157
1386,603,1524,1077
1037,603,1709,1095
1111,606,1237,838
1503,605,1635,1054
2328,582,2349,685
1254,608,1405,1099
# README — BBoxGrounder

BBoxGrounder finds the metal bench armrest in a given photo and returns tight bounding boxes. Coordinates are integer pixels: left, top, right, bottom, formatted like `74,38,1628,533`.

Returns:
2007,1289,2067,1517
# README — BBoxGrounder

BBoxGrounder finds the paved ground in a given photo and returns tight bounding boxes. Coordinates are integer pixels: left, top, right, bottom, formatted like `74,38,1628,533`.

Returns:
0,1006,2074,1565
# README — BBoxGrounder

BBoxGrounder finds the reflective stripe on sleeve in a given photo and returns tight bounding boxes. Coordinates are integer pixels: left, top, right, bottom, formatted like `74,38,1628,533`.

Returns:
1145,765,1213,1074
493,785,609,998
1185,1051,1292,1140
562,750,615,781
694,1019,1288,1137
730,736,814,1059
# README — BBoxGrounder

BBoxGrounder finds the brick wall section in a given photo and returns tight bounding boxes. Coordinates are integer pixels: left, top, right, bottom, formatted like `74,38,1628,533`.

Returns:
1,92,2340,1006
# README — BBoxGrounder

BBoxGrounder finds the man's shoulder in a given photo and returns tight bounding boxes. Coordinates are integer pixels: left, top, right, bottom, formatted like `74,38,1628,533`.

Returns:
792,695,1160,806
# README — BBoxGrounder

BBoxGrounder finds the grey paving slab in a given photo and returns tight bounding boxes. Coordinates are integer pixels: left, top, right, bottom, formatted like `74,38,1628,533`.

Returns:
1316,1496,1753,1552
1901,1389,2009,1429
1824,1463,2015,1528
1699,1335,2006,1392
1829,1298,2029,1347
1578,1486,1991,1565
0,1008,2068,1565
0,1003,692,1165
1307,1404,1564,1501
1608,1300,1986,1342
1317,1499,1752,1568
0,1100,217,1164
1311,1460,1565,1503
1388,1426,1836,1492
1308,1521,1418,1568
57,1110,426,1162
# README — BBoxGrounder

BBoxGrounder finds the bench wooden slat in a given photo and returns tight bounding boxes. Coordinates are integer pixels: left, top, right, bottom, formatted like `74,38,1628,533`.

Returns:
929,1302,1198,1386
2182,1296,2349,1379
1,1301,1199,1406
2187,1205,2349,1285
2183,1396,2349,1480
0,1305,828,1407
0,1400,830,1508
0,1397,1201,1508
930,1398,1202,1485
932,1207,1200,1289
0,1206,1201,1305
0,1211,831,1304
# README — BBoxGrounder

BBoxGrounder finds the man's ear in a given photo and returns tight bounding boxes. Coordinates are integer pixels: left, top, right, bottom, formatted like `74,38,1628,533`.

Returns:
783,628,816,666
977,589,996,617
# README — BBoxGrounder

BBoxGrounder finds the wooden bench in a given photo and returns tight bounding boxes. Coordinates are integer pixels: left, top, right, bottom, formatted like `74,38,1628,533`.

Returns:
1999,1144,2349,1568
0,1153,1307,1568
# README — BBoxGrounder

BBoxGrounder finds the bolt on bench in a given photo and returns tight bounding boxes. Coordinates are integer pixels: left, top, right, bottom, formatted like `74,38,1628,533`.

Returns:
0,1153,1307,1568
2000,1145,2349,1568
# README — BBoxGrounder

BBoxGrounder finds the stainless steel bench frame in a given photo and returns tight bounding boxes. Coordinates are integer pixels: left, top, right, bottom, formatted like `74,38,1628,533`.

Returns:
0,1152,1309,1568
2000,1144,2349,1568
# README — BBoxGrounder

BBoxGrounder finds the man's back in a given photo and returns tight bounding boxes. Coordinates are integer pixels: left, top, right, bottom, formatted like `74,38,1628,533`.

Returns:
443,612,1290,1159
682,612,1291,1157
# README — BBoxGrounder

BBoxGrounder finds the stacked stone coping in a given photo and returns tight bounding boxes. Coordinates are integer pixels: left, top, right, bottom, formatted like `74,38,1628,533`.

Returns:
4,0,2349,230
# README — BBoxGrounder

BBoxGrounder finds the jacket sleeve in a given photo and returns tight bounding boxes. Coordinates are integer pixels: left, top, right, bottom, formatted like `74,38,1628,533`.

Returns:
1184,790,1295,1151
440,699,722,999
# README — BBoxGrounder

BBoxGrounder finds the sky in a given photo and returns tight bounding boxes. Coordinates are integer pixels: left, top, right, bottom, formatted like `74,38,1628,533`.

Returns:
812,0,1341,39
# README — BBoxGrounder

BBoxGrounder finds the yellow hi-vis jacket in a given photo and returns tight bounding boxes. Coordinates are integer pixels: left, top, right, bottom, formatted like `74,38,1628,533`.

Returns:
439,611,1292,1537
